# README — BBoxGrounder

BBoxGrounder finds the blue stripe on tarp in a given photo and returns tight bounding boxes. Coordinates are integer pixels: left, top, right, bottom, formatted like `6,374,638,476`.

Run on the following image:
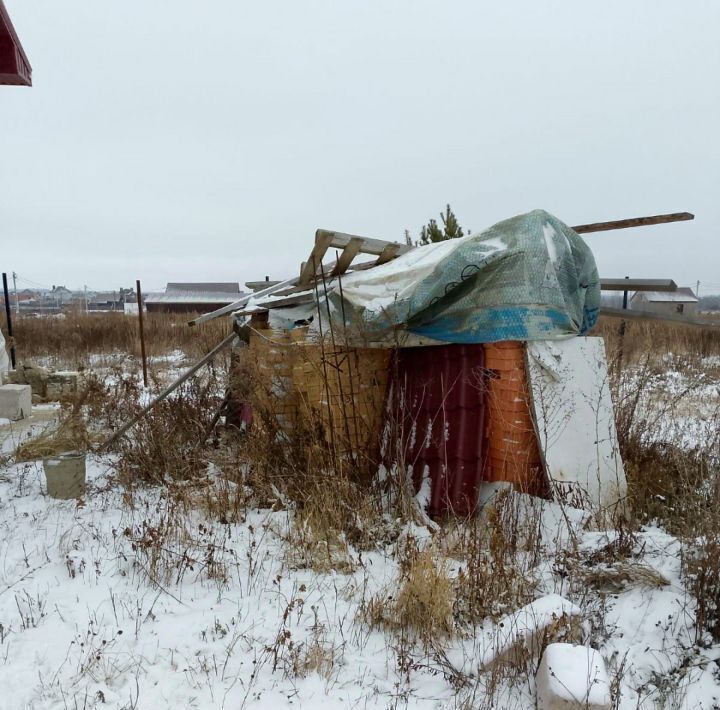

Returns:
409,306,579,343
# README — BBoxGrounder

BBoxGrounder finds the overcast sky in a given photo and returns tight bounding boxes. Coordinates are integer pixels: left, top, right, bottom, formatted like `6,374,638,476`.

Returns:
1,0,719,294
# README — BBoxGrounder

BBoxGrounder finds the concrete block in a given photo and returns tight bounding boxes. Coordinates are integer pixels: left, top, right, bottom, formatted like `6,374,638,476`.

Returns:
0,384,32,421
3,363,50,398
536,643,611,710
46,371,79,401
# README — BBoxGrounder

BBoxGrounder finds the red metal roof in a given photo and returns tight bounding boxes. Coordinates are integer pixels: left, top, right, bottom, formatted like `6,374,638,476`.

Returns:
0,0,31,86
386,344,488,517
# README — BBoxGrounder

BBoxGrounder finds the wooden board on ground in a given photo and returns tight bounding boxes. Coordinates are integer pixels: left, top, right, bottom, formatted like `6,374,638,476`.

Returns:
525,337,627,513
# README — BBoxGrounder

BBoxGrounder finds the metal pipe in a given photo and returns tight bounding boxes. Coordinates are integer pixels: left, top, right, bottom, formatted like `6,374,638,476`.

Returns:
100,331,238,451
136,279,148,387
2,272,16,369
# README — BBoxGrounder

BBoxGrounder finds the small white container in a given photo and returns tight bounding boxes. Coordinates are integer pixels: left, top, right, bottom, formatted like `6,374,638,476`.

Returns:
43,451,86,500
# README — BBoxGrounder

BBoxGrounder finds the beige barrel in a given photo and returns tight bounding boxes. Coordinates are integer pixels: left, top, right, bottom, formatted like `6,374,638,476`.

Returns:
43,452,86,500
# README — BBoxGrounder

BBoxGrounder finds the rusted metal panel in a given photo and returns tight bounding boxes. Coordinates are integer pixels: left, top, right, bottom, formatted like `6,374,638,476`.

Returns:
0,0,32,86
387,343,488,517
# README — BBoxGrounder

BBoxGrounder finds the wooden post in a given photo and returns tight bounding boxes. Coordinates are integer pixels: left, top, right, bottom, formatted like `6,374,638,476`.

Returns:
2,272,16,369
136,279,148,387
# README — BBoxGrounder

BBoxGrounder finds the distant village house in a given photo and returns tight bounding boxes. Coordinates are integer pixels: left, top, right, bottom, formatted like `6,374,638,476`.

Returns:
143,283,244,314
630,287,699,317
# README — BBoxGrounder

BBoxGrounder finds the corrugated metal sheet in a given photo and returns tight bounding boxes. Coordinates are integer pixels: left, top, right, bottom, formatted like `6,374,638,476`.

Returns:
0,0,32,86
387,344,488,517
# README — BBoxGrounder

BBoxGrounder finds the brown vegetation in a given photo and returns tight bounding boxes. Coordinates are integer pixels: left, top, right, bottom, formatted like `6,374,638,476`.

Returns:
2,311,228,367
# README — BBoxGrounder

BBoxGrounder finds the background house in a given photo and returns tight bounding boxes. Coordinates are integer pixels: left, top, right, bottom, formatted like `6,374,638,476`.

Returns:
630,287,699,317
143,283,244,314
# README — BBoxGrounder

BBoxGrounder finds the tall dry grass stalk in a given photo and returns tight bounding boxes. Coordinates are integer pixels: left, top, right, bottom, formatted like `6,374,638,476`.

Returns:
2,311,228,367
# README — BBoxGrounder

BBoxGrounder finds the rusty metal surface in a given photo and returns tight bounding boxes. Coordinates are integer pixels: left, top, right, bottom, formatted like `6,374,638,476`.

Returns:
387,343,487,517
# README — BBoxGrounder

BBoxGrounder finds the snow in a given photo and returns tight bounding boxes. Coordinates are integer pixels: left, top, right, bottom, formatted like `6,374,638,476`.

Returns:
478,594,582,668
0,456,719,708
1,353,719,708
537,643,611,709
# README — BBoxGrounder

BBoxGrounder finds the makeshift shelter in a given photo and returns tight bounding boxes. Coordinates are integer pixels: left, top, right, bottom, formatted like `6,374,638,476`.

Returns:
219,209,627,516
168,207,708,518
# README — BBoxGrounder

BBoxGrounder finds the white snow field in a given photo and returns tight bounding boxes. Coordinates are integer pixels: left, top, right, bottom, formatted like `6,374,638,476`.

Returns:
0,454,718,709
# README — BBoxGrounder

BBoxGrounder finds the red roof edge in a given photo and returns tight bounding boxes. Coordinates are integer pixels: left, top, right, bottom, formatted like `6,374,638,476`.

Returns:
0,0,32,86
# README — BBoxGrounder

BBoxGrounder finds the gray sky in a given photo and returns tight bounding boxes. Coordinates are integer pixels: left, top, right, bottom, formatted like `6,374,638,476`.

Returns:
2,0,719,294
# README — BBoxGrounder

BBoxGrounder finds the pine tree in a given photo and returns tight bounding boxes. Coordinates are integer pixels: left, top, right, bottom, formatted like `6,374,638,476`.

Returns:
419,204,465,245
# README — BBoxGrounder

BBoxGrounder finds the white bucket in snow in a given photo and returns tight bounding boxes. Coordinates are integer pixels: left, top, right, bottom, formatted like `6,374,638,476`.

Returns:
43,451,86,500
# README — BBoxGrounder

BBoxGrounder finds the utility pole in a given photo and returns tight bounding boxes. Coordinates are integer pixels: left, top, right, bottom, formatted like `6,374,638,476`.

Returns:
12,271,19,316
84,285,88,314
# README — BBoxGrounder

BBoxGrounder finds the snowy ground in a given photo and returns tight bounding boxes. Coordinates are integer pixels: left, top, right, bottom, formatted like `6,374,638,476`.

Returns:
0,456,718,709
0,354,719,709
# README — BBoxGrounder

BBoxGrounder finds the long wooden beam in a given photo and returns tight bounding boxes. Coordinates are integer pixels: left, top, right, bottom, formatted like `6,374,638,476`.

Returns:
600,278,677,292
573,212,694,234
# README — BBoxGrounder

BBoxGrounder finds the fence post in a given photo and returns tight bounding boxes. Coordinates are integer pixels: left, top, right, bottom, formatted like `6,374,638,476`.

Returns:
2,272,16,369
136,280,148,387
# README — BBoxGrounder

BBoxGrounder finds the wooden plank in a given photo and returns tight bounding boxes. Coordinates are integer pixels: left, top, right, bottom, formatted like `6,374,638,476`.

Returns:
299,231,334,285
600,307,720,329
331,237,363,276
573,212,694,234
600,278,677,292
317,229,412,257
376,243,401,265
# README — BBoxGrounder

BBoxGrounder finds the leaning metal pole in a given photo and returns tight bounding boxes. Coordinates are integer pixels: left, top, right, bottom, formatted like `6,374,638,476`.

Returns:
2,272,16,369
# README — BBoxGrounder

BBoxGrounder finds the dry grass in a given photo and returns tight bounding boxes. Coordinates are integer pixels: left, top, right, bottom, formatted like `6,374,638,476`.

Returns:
597,318,720,644
14,388,97,462
364,544,455,642
2,311,228,368
594,315,720,365
451,498,538,627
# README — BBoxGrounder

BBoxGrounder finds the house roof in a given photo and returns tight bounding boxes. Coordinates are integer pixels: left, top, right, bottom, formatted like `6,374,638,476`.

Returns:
166,282,240,294
145,290,243,305
0,0,31,86
632,287,698,303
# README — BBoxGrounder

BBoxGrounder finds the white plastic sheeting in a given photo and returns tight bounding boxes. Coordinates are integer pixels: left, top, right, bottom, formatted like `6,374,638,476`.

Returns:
0,330,8,374
526,337,627,512
323,210,600,344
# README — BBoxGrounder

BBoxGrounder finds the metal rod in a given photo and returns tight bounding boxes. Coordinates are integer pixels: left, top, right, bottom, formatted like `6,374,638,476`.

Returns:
311,255,338,469
100,331,238,450
136,279,148,387
572,212,694,234
320,254,354,469
617,276,629,369
2,272,16,369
